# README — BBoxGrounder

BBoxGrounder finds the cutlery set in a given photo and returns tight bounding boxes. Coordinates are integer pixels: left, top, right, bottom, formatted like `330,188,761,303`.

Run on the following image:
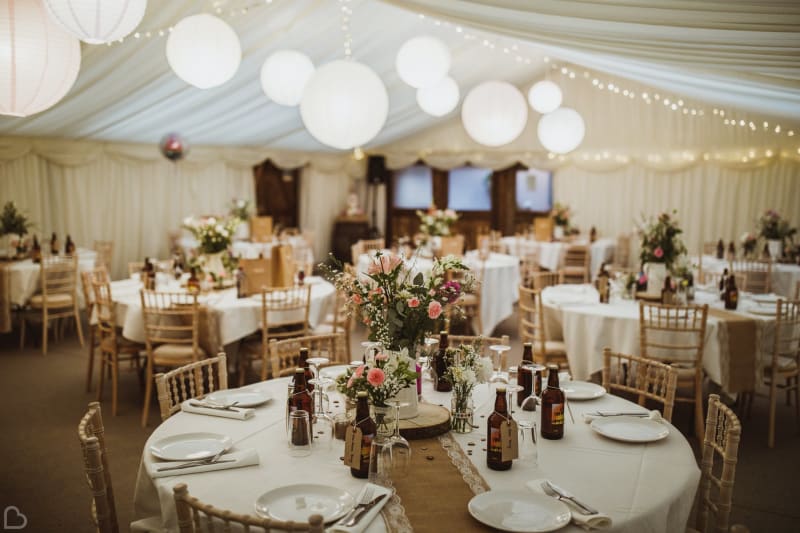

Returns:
541,480,598,516
189,400,241,411
155,449,235,472
332,486,388,528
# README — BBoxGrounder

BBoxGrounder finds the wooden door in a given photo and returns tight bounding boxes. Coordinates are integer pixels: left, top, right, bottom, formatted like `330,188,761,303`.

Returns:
253,159,299,231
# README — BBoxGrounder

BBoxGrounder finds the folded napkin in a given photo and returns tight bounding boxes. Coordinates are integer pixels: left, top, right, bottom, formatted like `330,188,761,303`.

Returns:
151,448,259,478
525,479,611,531
328,483,393,533
181,399,255,420
582,410,662,424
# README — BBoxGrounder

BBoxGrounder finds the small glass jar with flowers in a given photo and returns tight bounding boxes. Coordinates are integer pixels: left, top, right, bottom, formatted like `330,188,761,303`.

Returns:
444,342,494,433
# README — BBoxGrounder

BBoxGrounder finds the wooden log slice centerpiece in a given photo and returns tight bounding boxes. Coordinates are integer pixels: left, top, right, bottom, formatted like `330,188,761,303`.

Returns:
398,402,451,440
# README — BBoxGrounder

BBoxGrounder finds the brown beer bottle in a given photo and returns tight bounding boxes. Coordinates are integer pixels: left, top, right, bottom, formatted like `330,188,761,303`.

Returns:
434,330,452,392
723,275,739,310
31,235,41,263
64,234,75,255
716,239,724,259
487,386,512,471
517,342,534,408
186,267,200,293
288,368,314,433
298,347,315,393
351,391,376,478
50,232,59,255
540,365,565,440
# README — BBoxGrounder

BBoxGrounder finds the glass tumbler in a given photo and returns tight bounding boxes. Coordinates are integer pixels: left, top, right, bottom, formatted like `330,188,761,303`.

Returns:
287,410,312,457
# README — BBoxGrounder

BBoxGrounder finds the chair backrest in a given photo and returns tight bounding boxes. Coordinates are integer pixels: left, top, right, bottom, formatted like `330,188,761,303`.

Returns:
697,270,746,291
730,259,772,294
257,286,312,369
250,216,274,243
40,254,78,299
155,354,228,421
80,266,108,320
439,235,465,257
639,302,708,368
448,334,509,357
173,483,323,533
92,280,120,342
533,217,553,241
562,245,590,270
518,285,548,362
93,240,114,271
703,241,719,256
359,238,385,255
614,233,631,268
694,393,742,533
268,332,348,378
78,402,119,533
772,299,800,370
140,290,201,356
530,271,561,290
239,257,273,295
601,348,678,421
271,243,296,287
128,262,144,278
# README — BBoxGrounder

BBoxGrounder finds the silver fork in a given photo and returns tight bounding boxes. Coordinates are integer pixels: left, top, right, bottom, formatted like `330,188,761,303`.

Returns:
156,449,230,472
541,481,597,515
336,485,375,526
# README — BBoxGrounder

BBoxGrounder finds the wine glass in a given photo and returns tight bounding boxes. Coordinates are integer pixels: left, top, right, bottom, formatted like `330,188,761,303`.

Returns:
306,355,334,448
359,341,382,365
488,344,511,384
385,400,412,478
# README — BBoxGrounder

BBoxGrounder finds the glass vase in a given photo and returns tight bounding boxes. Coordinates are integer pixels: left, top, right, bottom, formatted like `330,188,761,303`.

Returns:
450,394,474,434
370,404,394,440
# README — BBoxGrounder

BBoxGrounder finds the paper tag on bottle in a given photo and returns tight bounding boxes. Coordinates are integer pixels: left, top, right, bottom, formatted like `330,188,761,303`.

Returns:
500,419,519,461
343,426,362,468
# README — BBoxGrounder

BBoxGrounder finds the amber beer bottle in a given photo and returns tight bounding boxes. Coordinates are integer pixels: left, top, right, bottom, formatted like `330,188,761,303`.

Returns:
186,267,200,293
288,368,314,434
716,239,724,259
50,232,59,255
31,235,42,263
350,391,376,479
297,347,314,393
64,234,75,255
723,275,739,310
517,343,534,408
434,330,452,392
540,365,565,440
487,385,513,471
718,268,729,300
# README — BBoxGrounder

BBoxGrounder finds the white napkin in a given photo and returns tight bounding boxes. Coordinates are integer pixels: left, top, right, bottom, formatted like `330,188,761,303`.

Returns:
327,483,393,533
150,448,259,478
180,399,255,420
582,410,663,424
525,479,611,530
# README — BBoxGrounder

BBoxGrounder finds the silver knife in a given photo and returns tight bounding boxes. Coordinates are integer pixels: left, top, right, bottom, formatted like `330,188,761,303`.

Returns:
346,494,387,527
546,481,598,515
156,459,235,472
589,411,649,417
189,401,240,412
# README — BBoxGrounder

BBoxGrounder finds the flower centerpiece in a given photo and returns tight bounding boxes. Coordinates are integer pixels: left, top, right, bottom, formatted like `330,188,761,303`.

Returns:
1,202,33,257
416,206,459,251
229,198,251,241
740,232,758,258
183,215,240,284
757,209,796,259
444,342,493,433
637,211,687,296
551,202,572,239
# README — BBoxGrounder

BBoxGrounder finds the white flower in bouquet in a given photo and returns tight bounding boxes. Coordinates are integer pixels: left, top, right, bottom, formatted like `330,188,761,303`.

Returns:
476,357,494,383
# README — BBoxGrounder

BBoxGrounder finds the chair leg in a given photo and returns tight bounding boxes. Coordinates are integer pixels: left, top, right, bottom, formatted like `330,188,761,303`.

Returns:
86,327,96,392
97,353,106,403
768,378,778,448
111,353,119,417
19,315,25,350
694,391,704,440
793,377,800,432
142,357,154,427
74,305,84,347
42,312,48,355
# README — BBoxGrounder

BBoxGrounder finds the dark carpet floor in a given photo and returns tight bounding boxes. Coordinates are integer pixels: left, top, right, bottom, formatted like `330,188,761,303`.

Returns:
0,313,798,532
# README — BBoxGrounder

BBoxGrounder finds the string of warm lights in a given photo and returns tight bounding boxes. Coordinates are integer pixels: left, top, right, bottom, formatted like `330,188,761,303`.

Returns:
415,12,798,141
337,0,354,59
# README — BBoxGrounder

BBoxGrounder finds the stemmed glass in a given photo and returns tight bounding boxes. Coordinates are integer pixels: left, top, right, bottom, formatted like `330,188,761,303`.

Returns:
488,344,511,384
359,341,382,365
306,355,334,448
370,400,411,486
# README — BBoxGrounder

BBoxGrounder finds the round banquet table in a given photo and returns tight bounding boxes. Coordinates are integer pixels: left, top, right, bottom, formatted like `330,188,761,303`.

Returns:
107,276,334,348
5,248,96,306
501,237,616,279
179,236,314,265
131,373,699,533
356,251,520,337
696,254,800,299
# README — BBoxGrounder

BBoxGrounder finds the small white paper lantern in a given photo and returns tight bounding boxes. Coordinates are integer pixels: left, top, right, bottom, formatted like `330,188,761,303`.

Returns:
416,76,459,117
43,0,147,44
300,60,389,150
396,36,451,89
166,14,241,89
537,107,586,154
527,80,562,114
0,0,81,117
260,50,315,106
461,81,528,147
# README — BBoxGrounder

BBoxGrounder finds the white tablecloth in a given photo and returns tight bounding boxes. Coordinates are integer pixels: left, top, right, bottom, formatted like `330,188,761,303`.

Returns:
108,276,334,347
542,284,777,392
502,237,616,278
697,255,800,298
132,378,699,533
356,251,520,336
6,248,97,306
179,237,314,265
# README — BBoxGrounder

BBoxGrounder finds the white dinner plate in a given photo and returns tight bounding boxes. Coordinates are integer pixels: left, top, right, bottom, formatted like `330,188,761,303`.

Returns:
590,416,669,443
149,432,233,461
747,307,777,316
562,381,606,401
320,365,349,380
205,389,272,407
752,294,779,304
254,484,355,523
468,490,571,532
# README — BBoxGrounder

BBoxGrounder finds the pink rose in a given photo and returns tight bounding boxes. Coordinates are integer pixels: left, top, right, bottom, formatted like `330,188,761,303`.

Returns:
354,365,365,378
375,353,389,361
367,368,385,387
429,289,436,296
428,300,443,319
347,376,355,388
653,247,664,259
367,254,403,275
407,297,420,308
351,294,363,304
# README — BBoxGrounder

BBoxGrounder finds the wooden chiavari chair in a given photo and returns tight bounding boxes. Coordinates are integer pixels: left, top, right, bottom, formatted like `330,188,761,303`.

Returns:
20,254,84,354
602,348,678,421
730,259,772,294
697,271,746,291
639,302,709,438
312,288,352,362
795,280,800,299
613,233,631,269
128,262,144,278
559,244,590,284
530,271,561,290
155,354,228,422
140,290,205,427
267,333,348,378
173,483,323,533
703,242,719,256
78,402,119,533
93,240,114,271
518,285,568,368
81,266,109,392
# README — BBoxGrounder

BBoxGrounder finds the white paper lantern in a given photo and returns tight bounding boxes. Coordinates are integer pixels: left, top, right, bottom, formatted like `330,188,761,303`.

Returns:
300,59,389,150
528,80,562,114
537,107,586,154
461,81,528,147
260,50,315,107
43,0,147,44
166,14,241,89
396,36,451,89
0,0,81,117
416,76,459,117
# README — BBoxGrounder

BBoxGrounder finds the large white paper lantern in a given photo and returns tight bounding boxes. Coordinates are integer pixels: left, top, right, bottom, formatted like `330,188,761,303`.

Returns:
537,107,586,154
396,36,451,89
43,0,147,44
416,76,459,117
461,81,528,147
260,50,315,106
0,0,81,117
300,59,389,150
528,80,562,114
166,14,241,89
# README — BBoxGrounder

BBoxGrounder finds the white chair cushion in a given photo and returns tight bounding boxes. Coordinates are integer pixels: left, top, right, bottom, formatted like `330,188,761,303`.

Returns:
152,344,205,360
29,293,73,308
544,340,567,355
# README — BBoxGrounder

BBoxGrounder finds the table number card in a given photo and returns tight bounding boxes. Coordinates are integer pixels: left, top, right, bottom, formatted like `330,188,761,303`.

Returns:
500,419,519,462
343,426,363,468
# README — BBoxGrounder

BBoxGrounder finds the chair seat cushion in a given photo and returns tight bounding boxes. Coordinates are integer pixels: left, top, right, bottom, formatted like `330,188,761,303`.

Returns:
544,340,567,355
100,335,144,354
152,344,205,361
29,293,73,307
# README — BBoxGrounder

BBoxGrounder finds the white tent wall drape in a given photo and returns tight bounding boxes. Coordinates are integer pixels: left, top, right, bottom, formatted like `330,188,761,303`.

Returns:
299,167,357,264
